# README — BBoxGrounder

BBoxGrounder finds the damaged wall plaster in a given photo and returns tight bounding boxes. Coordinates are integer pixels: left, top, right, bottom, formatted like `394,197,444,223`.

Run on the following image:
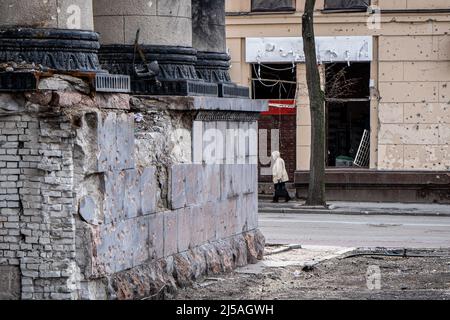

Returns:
0,77,264,300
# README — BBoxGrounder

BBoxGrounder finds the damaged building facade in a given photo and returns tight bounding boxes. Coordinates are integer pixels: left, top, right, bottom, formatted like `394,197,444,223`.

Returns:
0,0,267,300
227,0,450,203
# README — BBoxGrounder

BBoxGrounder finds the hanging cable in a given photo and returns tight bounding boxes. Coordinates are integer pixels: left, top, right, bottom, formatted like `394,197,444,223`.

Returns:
251,63,300,104
252,64,282,87
258,63,297,72
255,80,280,88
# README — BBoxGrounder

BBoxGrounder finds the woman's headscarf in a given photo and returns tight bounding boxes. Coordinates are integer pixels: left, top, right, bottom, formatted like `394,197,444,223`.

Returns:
272,151,280,161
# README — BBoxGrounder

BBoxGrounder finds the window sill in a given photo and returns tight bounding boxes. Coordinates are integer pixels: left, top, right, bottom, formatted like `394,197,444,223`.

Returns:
321,8,368,13
251,9,296,12
227,10,296,16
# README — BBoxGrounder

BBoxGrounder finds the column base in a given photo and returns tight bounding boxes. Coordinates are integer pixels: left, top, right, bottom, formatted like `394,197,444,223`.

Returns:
0,72,37,92
196,51,249,98
132,79,218,96
99,45,218,96
0,28,102,72
219,83,250,98
0,28,132,93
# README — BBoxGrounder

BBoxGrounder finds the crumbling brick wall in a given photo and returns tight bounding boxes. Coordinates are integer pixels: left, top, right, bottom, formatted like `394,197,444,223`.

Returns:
0,91,82,299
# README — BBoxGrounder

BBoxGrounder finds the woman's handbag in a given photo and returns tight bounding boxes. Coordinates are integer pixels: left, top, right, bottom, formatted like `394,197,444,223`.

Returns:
274,182,289,199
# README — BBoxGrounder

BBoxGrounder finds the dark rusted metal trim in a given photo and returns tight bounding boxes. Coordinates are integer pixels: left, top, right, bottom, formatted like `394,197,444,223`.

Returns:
294,169,450,187
0,72,38,92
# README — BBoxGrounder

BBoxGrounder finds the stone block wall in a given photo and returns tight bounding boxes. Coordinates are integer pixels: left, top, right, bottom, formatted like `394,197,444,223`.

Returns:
0,77,265,300
89,162,259,280
377,35,450,171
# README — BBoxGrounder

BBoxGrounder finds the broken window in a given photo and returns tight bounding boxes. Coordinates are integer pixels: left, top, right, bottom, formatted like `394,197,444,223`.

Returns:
325,62,371,168
324,0,370,11
251,63,297,99
251,0,295,12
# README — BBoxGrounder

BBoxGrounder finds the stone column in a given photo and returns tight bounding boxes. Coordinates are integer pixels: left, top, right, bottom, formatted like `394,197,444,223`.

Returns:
192,0,249,97
94,0,217,96
192,0,228,80
0,0,102,72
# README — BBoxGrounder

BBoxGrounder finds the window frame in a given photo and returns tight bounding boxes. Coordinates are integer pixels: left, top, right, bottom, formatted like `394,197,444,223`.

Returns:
250,0,296,13
322,0,371,13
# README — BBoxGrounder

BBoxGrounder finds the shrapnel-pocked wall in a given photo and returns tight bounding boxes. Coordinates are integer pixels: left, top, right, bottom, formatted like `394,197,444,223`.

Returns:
0,76,266,300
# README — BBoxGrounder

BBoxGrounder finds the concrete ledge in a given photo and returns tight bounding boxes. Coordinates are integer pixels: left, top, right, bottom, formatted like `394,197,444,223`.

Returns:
131,96,268,113
295,170,450,204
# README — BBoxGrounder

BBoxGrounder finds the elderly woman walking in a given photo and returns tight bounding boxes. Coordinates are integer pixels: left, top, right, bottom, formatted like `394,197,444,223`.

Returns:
272,151,291,203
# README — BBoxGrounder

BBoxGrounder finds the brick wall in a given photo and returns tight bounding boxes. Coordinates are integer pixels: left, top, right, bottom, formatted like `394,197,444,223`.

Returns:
258,114,297,183
0,102,78,300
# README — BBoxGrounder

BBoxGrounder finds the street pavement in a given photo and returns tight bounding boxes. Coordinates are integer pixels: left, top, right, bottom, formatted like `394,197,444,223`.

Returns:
259,212,450,248
259,200,450,216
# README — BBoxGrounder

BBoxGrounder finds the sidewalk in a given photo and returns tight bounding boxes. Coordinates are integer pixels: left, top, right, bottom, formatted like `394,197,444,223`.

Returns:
259,198,450,217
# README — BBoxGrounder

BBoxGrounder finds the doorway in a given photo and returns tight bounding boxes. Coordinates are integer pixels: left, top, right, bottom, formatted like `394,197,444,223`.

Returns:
325,62,371,168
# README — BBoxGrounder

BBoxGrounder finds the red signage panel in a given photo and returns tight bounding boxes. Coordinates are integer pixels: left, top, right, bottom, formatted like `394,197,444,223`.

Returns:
261,99,297,116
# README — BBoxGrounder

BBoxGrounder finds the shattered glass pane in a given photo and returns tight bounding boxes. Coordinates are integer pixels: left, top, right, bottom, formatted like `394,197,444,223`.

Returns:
324,0,370,10
251,0,295,12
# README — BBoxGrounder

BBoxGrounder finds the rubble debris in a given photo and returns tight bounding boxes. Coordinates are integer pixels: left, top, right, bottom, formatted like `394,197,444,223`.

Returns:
0,61,47,73
38,74,91,94
265,244,303,256
174,249,450,300
302,264,316,272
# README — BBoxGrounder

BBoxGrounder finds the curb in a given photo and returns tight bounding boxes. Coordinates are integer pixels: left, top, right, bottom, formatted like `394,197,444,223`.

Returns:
258,208,450,217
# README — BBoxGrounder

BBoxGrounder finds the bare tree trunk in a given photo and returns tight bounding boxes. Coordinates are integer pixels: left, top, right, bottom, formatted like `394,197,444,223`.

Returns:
302,0,326,206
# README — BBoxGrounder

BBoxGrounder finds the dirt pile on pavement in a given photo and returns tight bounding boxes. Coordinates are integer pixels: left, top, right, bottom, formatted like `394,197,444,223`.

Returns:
174,248,450,300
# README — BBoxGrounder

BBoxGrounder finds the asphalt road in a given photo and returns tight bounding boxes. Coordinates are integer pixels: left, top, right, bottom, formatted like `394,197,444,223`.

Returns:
259,212,450,248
